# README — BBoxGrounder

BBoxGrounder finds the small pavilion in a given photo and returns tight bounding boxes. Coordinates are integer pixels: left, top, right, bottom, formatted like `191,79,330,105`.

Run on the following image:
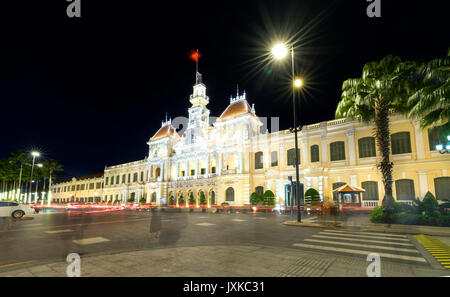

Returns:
333,184,365,208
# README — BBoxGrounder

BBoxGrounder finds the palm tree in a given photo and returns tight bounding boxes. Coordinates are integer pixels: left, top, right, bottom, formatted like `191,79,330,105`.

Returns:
9,150,30,200
44,159,63,205
408,48,449,130
336,55,419,209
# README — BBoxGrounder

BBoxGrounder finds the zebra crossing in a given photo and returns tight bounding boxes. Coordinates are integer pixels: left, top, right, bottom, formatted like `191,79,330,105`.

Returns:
293,229,427,264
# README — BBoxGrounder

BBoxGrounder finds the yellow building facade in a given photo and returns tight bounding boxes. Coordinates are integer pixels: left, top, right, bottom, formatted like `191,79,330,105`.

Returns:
51,73,450,207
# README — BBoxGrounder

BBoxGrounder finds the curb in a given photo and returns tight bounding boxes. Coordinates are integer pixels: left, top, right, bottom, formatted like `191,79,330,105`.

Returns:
283,220,450,236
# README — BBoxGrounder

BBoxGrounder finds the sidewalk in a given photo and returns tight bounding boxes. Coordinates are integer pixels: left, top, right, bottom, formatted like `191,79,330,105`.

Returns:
0,244,447,277
284,215,450,237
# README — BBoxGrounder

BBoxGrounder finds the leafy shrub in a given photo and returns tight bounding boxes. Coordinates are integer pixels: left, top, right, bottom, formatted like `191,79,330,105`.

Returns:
188,192,195,205
168,196,175,205
305,188,321,206
263,190,276,206
250,192,264,205
139,197,146,204
178,195,185,204
199,192,207,205
369,207,387,223
419,192,440,216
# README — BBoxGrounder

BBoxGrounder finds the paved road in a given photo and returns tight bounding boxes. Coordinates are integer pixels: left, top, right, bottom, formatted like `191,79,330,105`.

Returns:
0,208,446,276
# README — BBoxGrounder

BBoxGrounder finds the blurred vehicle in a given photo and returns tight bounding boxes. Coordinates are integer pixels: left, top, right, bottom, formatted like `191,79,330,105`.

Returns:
0,201,38,218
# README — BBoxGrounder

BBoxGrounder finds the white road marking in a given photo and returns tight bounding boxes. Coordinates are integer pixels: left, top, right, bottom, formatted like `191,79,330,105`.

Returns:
304,239,419,253
195,223,216,226
292,243,427,263
197,217,208,219
73,237,110,245
45,229,74,234
324,229,407,238
26,223,43,226
312,235,414,246
232,219,246,222
319,231,410,242
255,218,266,220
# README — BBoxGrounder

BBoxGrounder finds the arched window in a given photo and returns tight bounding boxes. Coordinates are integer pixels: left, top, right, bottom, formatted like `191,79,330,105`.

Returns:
391,132,411,154
395,179,415,200
361,181,379,200
434,177,450,201
255,186,264,197
271,151,278,167
226,187,235,201
155,167,161,178
330,141,346,161
287,148,300,166
151,192,157,203
310,145,319,163
358,137,376,158
255,151,263,169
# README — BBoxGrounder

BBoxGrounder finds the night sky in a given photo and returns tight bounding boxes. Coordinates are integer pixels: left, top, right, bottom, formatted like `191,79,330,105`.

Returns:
0,0,447,178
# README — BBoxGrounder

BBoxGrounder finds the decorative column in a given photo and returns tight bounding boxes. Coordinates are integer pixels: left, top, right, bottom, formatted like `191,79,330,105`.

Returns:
238,151,243,174
417,170,429,199
318,176,324,201
195,158,198,178
218,152,222,175
175,160,179,180
321,132,328,163
413,120,425,159
280,144,285,167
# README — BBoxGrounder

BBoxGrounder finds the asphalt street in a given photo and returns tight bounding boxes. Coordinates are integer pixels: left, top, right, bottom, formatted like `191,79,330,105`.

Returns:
0,208,442,275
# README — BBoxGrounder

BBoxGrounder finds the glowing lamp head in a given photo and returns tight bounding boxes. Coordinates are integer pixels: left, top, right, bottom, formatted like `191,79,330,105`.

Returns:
272,43,288,60
436,144,444,151
37,164,43,168
31,151,40,157
294,78,303,88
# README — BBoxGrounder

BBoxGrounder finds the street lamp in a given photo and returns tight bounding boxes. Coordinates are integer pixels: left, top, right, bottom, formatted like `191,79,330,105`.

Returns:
27,151,40,204
271,43,303,223
435,135,450,154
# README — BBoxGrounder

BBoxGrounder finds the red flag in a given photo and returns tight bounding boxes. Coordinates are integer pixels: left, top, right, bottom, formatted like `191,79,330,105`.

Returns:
189,49,202,62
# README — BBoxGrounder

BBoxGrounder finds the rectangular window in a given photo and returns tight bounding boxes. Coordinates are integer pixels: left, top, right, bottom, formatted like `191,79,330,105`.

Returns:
116,176,119,184
391,132,412,154
181,170,185,177
271,151,278,167
89,183,94,190
395,179,415,200
105,177,109,185
122,175,126,184
428,126,447,151
200,168,206,175
140,171,144,182
72,185,76,191
330,141,346,161
255,152,263,169
310,145,320,163
211,167,216,174
76,185,80,191
358,137,376,158
287,148,300,166
362,181,379,200
191,169,195,176
96,182,101,189
133,173,138,182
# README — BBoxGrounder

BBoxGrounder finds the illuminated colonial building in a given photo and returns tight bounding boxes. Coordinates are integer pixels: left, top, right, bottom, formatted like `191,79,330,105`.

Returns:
51,72,450,207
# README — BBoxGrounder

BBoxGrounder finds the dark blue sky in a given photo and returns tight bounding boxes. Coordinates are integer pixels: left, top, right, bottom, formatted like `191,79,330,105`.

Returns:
0,0,447,177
